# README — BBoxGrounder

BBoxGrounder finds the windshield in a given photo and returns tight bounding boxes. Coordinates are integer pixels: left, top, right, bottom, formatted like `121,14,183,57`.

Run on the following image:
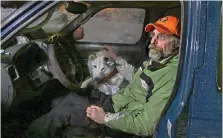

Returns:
24,2,80,35
1,1,27,22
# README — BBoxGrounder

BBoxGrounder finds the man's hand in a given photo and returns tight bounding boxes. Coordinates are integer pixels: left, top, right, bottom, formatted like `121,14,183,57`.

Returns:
86,105,106,124
101,46,119,61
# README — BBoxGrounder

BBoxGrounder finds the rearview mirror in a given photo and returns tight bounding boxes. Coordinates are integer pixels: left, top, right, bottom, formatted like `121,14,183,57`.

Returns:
65,2,88,14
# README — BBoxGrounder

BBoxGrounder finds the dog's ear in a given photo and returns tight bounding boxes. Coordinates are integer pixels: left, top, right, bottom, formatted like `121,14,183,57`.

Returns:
104,57,109,62
88,54,97,75
104,57,115,66
88,53,96,61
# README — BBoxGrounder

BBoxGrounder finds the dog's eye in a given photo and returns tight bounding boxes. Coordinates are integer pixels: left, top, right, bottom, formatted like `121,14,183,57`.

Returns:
93,65,97,68
104,57,109,62
101,67,105,71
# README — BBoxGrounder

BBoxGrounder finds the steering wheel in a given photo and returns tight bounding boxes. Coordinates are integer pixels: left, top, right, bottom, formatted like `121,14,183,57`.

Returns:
47,35,83,91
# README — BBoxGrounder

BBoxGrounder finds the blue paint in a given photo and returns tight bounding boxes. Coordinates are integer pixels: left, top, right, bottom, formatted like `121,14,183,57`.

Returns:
156,1,222,138
188,1,222,137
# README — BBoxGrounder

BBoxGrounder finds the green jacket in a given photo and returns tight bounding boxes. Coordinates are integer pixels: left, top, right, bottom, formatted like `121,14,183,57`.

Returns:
104,55,178,136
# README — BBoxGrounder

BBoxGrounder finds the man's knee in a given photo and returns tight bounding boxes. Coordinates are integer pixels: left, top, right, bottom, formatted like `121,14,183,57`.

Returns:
51,97,63,109
50,106,89,127
55,93,90,108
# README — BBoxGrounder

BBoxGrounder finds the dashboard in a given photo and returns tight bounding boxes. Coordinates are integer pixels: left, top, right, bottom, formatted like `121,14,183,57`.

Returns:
1,40,53,113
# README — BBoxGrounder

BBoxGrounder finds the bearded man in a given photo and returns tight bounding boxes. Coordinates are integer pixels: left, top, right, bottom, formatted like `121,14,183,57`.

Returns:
86,15,181,136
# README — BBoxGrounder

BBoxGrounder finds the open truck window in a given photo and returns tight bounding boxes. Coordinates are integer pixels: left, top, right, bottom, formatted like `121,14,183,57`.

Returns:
79,8,145,44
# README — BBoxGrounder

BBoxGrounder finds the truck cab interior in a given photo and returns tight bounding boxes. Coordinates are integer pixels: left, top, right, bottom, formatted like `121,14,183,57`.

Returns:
1,1,222,138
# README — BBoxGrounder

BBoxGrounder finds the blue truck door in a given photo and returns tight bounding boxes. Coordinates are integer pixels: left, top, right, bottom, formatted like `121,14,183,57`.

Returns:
187,1,222,137
156,1,222,138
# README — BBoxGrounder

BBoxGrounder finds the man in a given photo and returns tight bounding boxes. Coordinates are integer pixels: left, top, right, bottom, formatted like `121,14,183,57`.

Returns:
24,16,180,137
73,26,84,40
86,15,180,136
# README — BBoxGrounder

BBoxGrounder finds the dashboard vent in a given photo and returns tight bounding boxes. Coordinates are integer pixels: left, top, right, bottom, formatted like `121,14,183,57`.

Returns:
5,65,19,81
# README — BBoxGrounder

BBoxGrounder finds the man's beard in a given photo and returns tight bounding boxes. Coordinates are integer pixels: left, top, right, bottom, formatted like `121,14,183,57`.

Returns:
148,44,172,61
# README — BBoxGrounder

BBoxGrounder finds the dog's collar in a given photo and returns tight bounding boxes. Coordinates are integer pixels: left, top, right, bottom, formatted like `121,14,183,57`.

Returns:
103,69,118,82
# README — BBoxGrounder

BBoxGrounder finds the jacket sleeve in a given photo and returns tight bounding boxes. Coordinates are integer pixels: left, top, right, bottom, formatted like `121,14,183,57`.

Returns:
115,57,135,83
104,79,175,136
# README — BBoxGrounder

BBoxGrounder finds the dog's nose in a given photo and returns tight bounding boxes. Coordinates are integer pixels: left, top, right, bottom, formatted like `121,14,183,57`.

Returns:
94,77,101,82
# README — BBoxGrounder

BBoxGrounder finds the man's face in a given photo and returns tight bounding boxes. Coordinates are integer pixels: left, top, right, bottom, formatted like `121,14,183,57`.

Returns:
148,29,173,61
73,27,84,40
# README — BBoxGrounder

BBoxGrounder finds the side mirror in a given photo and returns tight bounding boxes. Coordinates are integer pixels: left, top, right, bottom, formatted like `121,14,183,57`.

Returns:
65,2,88,14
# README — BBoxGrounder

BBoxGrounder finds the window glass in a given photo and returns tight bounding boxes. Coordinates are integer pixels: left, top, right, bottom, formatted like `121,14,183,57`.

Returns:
41,3,79,34
24,3,80,35
79,8,145,44
1,7,17,22
1,1,27,22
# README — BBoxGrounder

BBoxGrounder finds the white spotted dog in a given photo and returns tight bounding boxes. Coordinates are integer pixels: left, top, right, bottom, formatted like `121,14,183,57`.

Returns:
81,50,126,95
